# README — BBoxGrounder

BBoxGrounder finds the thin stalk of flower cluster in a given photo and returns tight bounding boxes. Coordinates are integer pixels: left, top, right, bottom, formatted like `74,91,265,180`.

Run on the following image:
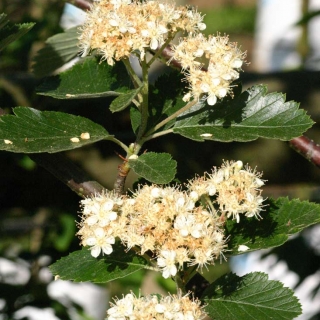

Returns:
142,129,174,142
144,100,198,137
200,194,216,216
107,137,130,153
122,58,143,90
147,35,176,68
136,60,150,142
174,272,187,295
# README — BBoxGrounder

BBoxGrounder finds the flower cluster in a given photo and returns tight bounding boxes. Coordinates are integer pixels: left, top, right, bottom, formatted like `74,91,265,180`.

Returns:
77,161,265,278
79,0,206,65
107,292,206,320
171,34,246,105
78,0,246,105
121,184,225,278
77,191,124,257
188,160,265,223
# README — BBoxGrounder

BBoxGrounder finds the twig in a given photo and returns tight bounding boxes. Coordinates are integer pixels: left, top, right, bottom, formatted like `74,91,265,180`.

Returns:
289,136,320,168
113,159,131,195
73,0,92,11
29,153,106,198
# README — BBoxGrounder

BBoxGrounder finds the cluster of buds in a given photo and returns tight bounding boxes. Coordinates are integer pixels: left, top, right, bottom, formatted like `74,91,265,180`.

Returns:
106,292,206,320
78,0,246,106
77,160,265,279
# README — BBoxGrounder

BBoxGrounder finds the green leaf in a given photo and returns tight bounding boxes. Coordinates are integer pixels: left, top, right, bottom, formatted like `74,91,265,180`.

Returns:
173,85,314,142
144,71,186,136
0,107,111,153
128,152,177,184
49,244,148,283
130,106,141,134
36,57,132,99
0,13,35,51
202,272,301,320
226,197,320,255
110,88,141,113
32,26,79,77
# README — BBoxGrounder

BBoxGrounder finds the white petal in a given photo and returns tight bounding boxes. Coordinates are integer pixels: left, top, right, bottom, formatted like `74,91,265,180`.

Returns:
90,246,101,257
218,88,227,98
255,178,265,187
189,191,199,201
102,245,113,255
169,264,177,276
103,200,114,211
157,257,166,268
191,229,201,238
176,197,185,208
155,304,166,313
86,237,96,246
180,229,189,237
128,27,136,34
207,95,217,105
119,26,128,33
141,30,149,37
151,187,161,198
198,22,206,30
109,19,119,27
106,236,116,245
86,215,98,226
94,227,105,238
109,211,118,221
207,185,216,196
194,49,204,57
233,59,243,68
200,83,210,93
162,269,171,279
212,78,220,86
150,38,159,50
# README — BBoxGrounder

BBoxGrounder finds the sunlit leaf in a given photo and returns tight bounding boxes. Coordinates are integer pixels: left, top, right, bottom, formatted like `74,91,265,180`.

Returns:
0,107,111,153
226,197,320,255
50,244,148,283
129,152,177,184
110,88,141,113
202,272,301,320
32,26,79,77
173,85,314,142
36,57,131,99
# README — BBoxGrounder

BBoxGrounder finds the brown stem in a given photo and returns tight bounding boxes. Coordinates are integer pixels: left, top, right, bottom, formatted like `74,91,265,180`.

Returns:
113,159,131,195
29,153,105,198
73,0,92,11
289,136,320,168
160,45,182,70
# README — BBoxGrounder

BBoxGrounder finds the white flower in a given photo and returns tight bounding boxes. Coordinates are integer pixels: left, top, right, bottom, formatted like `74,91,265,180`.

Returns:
86,227,115,257
107,293,134,319
106,292,206,319
174,214,203,238
157,250,178,278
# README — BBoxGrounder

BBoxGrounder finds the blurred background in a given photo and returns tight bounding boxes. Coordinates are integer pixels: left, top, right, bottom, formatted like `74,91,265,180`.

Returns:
0,0,319,319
